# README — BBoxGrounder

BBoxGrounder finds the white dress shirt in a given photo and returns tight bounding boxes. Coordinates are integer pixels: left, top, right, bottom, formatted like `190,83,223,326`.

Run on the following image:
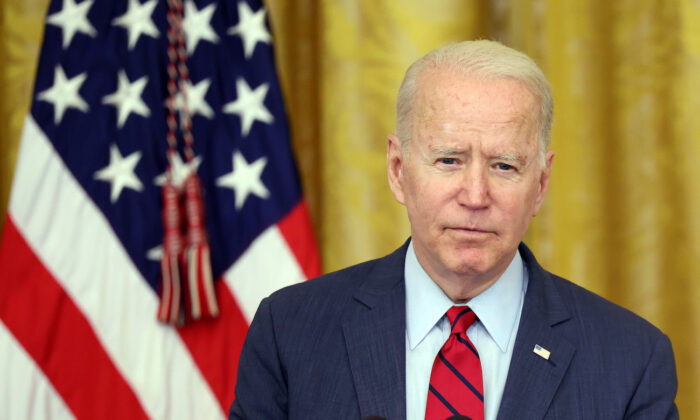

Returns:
405,241,528,420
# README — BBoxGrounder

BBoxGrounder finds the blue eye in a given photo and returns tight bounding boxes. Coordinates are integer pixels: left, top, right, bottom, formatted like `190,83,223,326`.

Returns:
439,158,457,165
496,163,514,171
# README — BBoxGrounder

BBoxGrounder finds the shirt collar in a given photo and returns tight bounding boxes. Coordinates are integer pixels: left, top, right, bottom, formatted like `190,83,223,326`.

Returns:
405,240,525,352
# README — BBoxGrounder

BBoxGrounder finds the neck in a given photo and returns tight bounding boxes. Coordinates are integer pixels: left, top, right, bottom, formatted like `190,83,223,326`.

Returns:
414,248,515,302
436,272,501,303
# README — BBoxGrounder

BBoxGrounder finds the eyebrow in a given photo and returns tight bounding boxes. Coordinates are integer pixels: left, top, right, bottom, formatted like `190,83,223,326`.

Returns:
428,146,465,156
492,153,526,163
429,147,527,163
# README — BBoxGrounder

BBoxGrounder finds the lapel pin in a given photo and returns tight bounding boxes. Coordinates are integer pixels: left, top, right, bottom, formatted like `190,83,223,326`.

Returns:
533,344,551,360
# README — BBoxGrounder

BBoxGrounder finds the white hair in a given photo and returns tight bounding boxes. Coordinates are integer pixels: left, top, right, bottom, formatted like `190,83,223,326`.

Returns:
396,40,553,161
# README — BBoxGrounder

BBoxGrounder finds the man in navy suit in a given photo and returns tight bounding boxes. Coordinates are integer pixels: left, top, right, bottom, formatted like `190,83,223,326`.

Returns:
229,40,678,419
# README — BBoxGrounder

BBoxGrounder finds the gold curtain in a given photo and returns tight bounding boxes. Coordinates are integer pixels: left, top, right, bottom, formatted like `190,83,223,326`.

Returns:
269,0,700,415
1,0,697,416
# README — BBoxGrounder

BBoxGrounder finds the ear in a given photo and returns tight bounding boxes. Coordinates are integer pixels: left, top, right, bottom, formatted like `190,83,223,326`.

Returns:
386,133,406,205
532,150,554,216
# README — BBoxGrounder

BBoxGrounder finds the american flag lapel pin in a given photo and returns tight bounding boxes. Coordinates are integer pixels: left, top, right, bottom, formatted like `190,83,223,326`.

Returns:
533,344,551,360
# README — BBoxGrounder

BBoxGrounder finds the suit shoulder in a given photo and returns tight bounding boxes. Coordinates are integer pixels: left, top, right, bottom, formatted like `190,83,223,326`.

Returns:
264,252,394,312
548,273,667,342
538,273,678,418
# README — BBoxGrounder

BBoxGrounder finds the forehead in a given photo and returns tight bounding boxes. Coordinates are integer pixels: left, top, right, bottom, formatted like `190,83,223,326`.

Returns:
413,68,538,130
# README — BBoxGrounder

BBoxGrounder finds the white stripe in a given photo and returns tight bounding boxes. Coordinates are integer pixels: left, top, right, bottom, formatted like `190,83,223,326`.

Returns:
223,225,306,323
0,321,75,420
9,116,224,420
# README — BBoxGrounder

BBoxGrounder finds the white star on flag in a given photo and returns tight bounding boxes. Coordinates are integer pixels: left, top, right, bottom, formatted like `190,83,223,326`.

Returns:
228,1,271,59
146,245,163,261
216,151,269,209
94,143,144,203
112,0,159,50
223,78,274,137
46,0,97,49
102,70,151,128
37,65,89,124
153,152,203,188
183,0,219,55
1,0,324,415
171,78,214,119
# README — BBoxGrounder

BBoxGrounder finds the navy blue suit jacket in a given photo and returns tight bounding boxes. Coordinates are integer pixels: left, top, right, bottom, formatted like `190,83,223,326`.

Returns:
230,242,678,419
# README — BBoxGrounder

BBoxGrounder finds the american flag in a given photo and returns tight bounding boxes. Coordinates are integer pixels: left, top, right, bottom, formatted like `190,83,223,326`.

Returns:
0,0,320,418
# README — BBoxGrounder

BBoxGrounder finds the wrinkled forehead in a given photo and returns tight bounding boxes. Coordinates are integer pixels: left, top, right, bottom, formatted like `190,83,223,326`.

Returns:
412,68,539,129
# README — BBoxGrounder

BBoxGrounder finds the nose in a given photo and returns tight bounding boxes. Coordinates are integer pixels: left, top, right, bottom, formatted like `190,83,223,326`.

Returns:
456,165,490,209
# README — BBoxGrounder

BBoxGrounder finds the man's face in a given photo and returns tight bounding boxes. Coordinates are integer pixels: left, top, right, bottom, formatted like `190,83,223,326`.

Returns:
387,69,553,292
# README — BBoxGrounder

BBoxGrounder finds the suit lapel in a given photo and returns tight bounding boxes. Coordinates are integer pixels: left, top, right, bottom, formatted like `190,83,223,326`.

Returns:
342,243,408,420
497,244,576,420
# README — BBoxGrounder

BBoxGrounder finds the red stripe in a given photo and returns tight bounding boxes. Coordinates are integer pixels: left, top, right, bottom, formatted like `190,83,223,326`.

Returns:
0,216,149,419
179,201,322,412
277,200,322,279
178,281,249,414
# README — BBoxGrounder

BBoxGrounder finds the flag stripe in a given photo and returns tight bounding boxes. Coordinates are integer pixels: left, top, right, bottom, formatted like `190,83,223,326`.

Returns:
0,320,75,420
223,224,307,324
277,200,322,280
180,204,315,412
0,217,148,419
178,280,250,414
9,115,224,419
3,1,321,416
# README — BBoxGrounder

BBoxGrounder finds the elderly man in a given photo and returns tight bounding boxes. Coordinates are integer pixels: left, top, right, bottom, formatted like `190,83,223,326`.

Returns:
230,40,678,420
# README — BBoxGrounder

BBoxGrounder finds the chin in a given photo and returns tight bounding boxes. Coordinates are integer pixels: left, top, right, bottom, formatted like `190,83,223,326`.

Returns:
444,251,494,277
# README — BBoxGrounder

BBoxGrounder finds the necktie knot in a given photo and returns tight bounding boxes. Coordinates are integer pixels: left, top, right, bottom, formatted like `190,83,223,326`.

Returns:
446,306,477,335
426,305,484,420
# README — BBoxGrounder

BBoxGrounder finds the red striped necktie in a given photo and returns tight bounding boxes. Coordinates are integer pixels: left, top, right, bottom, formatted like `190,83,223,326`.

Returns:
425,306,484,420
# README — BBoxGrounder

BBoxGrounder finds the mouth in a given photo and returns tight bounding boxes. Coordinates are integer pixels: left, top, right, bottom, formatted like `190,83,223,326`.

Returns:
446,227,494,235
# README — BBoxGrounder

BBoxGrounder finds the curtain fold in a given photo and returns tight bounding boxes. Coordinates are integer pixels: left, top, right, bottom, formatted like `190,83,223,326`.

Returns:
0,0,48,230
2,0,697,415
